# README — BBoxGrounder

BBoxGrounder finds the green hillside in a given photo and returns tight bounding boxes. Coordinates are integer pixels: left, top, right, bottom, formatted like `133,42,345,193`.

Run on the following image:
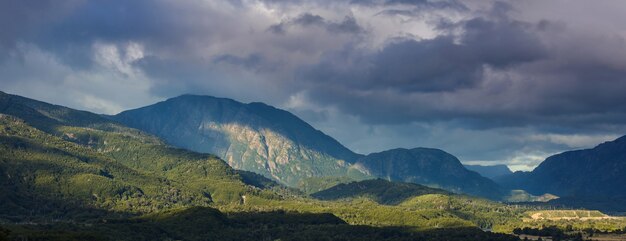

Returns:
0,113,522,240
0,114,248,218
311,178,449,205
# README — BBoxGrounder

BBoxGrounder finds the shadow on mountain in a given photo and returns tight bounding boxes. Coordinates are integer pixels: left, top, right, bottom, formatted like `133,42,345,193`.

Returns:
2,206,521,241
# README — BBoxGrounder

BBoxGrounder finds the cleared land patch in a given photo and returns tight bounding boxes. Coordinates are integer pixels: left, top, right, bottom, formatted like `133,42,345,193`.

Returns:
525,210,619,221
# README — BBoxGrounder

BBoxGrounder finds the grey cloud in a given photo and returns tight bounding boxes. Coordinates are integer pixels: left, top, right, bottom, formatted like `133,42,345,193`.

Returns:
294,4,626,133
0,0,80,58
8,0,241,69
269,13,364,35
2,0,626,169
351,0,467,10
214,54,264,70
301,14,547,96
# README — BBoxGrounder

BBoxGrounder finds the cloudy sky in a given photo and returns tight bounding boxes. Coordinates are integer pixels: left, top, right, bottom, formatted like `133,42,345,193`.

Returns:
2,0,626,171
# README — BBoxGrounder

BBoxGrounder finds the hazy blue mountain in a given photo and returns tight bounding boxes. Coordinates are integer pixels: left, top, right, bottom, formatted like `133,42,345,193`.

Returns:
112,95,366,186
464,164,512,180
496,135,626,210
353,148,504,200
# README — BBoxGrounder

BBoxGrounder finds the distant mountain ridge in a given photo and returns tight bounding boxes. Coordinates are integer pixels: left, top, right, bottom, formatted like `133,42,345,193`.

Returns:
496,135,626,210
464,164,512,180
354,148,504,199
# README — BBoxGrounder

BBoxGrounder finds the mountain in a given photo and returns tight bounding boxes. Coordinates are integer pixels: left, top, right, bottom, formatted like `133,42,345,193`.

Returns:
352,148,504,199
311,179,449,205
112,94,506,199
464,164,512,180
0,91,279,218
496,135,626,210
112,95,365,186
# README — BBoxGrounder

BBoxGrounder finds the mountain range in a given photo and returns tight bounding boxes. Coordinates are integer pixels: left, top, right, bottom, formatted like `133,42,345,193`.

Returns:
111,94,503,199
3,89,626,240
0,90,529,240
4,90,626,210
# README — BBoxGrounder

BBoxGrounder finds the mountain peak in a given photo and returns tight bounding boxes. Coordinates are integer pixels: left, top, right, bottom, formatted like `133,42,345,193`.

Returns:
354,147,503,199
112,95,362,186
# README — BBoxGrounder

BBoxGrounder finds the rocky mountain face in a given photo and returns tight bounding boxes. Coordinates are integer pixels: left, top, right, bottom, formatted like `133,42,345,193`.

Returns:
112,95,365,186
496,135,626,200
464,164,512,180
353,148,504,199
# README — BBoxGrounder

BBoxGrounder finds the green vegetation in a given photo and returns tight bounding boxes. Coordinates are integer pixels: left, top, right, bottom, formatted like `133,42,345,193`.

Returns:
297,176,360,194
1,207,521,241
312,178,449,205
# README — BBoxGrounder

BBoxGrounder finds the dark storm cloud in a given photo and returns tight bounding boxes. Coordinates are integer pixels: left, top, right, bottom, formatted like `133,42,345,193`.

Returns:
0,0,80,58
5,0,235,69
291,2,626,132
